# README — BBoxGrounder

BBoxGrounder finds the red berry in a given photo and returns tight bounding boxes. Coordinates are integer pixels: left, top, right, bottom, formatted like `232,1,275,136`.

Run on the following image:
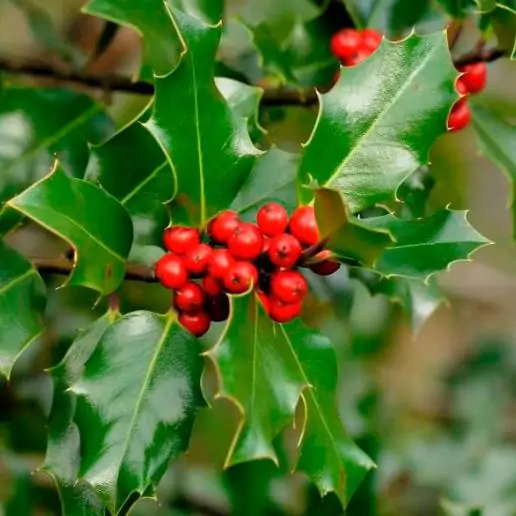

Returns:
271,270,308,304
227,223,263,260
458,62,487,94
223,261,258,294
347,49,372,66
183,243,212,275
448,98,471,132
289,206,319,246
310,260,341,276
330,29,362,60
269,298,302,323
257,291,270,313
456,78,469,96
262,237,271,254
257,202,289,237
179,311,210,337
174,282,205,313
208,211,240,243
205,293,230,322
361,28,382,52
163,226,200,254
155,254,189,290
268,234,303,269
202,275,223,297
207,249,235,280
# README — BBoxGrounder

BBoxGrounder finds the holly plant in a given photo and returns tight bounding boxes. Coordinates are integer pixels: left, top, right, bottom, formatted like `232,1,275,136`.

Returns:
0,0,514,515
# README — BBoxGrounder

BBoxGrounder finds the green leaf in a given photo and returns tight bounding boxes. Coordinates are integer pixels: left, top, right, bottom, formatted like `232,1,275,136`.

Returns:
168,0,224,24
82,0,184,77
365,210,491,279
0,88,113,204
144,8,260,228
206,293,374,507
86,120,172,247
298,32,457,213
441,499,483,516
475,0,498,12
42,313,118,516
471,104,516,239
230,147,300,220
0,242,45,378
314,188,393,267
6,164,133,296
437,0,476,17
71,311,205,514
487,3,516,59
229,0,320,26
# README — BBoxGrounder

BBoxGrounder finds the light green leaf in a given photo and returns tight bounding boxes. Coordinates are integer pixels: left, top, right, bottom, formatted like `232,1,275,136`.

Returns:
475,0,498,12
230,147,300,221
42,313,118,516
229,0,320,26
0,242,45,378
365,210,491,279
314,188,393,267
471,104,516,239
298,32,457,213
206,293,374,507
6,164,133,296
71,311,205,514
168,0,224,24
145,8,260,228
82,0,184,77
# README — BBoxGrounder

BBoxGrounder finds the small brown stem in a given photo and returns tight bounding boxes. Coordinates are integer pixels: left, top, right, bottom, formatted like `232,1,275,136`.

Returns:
448,20,464,50
299,239,328,266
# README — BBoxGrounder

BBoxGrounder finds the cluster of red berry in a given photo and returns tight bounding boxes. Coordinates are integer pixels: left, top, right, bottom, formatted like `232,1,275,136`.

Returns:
448,62,487,132
155,205,340,336
330,28,383,67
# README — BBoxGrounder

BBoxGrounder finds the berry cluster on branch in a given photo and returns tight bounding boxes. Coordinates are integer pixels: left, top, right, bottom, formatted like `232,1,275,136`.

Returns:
330,28,383,68
155,205,340,336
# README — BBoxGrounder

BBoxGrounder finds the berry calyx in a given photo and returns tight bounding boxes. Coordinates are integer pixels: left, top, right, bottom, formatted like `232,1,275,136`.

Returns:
448,98,471,132
184,243,212,275
202,275,223,297
268,233,302,268
458,62,487,94
163,226,200,255
330,28,362,60
208,211,240,243
208,249,235,280
205,293,230,322
179,311,211,337
310,259,341,276
269,298,302,323
228,223,263,260
257,202,289,237
174,282,205,313
289,206,319,246
361,28,382,52
271,270,308,304
155,254,189,290
223,261,259,294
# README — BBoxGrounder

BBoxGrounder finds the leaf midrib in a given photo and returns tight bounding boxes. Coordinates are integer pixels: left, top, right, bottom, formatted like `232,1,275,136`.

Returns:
0,267,36,296
121,160,169,205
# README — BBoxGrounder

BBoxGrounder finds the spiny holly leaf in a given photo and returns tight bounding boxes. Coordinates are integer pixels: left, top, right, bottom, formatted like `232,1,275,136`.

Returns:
229,0,320,26
206,293,374,507
169,0,224,24
314,188,393,267
437,0,476,17
298,32,457,213
42,312,118,516
471,104,516,238
86,121,172,247
482,2,516,59
0,88,112,204
215,77,266,142
71,311,205,514
0,242,45,378
82,0,184,77
6,164,133,296
365,210,491,279
144,8,260,228
230,147,300,221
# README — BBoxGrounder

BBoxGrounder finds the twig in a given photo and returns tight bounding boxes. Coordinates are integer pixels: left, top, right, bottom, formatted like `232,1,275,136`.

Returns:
32,256,157,283
447,20,464,50
454,47,506,67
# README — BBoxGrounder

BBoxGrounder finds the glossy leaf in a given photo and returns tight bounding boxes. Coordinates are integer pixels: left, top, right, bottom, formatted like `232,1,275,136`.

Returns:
471,105,516,239
298,33,457,213
206,293,374,507
169,0,224,24
43,313,118,516
0,88,113,204
71,311,205,513
0,242,46,378
7,164,133,296
230,0,320,26
314,188,393,267
230,147,300,220
82,0,184,76
365,210,491,279
86,120,172,247
145,8,260,228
